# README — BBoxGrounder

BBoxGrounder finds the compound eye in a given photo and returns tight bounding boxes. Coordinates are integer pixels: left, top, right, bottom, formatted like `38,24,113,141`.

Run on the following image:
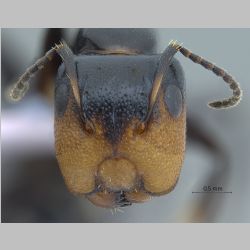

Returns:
164,84,183,118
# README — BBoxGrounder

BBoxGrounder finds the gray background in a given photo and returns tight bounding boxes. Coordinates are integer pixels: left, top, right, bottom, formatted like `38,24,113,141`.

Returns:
1,28,250,222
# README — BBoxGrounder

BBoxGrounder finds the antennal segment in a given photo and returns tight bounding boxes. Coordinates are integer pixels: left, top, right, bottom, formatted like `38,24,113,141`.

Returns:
10,48,56,101
55,40,81,107
178,45,242,109
10,40,81,107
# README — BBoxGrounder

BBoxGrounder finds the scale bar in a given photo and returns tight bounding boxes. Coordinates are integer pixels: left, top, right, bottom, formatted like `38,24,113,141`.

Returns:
192,191,232,194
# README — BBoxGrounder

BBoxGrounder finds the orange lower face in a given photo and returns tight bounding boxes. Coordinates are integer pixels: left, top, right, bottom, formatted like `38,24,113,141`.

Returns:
55,95,186,208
